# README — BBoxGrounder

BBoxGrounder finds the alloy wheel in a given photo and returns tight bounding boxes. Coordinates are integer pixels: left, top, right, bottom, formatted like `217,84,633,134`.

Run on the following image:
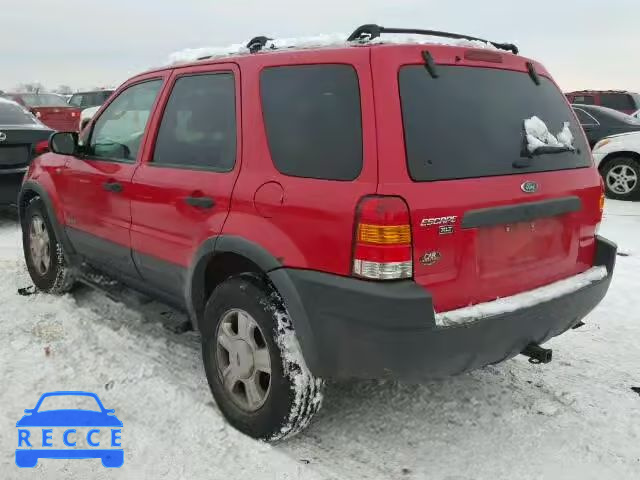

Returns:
215,309,272,412
29,216,51,276
606,164,638,195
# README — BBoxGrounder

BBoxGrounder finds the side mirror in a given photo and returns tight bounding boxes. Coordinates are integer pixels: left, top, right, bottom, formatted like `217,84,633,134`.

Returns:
23,409,34,414
49,131,78,155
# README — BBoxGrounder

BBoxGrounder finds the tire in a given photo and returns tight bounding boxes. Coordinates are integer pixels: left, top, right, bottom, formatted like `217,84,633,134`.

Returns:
201,275,325,441
601,157,640,200
22,197,75,293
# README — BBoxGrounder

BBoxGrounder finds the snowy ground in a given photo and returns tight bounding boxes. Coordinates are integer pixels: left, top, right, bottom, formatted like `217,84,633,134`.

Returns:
0,202,639,480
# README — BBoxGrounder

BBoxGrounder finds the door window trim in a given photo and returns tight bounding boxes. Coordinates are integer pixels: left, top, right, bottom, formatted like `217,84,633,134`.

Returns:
81,78,164,164
146,70,238,173
573,107,600,126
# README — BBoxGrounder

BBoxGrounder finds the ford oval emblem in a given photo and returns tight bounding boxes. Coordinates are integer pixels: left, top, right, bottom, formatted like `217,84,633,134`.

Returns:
521,181,538,193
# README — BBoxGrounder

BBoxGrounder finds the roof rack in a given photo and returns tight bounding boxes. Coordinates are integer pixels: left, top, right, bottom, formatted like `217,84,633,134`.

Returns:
246,36,273,54
346,24,519,55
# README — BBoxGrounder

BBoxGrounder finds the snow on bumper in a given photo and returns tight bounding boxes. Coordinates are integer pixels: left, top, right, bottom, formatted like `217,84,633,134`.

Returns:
435,266,608,328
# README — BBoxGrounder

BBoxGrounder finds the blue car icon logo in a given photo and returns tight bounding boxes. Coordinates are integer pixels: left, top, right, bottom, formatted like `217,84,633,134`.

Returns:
16,391,123,468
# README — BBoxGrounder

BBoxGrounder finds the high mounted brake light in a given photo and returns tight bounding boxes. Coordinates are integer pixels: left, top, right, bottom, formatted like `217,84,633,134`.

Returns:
352,196,413,280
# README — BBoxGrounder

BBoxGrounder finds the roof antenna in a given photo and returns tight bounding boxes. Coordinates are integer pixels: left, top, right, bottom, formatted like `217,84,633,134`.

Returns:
527,62,540,86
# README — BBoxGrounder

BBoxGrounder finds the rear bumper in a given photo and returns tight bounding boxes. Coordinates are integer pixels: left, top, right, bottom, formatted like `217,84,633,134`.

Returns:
270,236,616,381
0,172,25,206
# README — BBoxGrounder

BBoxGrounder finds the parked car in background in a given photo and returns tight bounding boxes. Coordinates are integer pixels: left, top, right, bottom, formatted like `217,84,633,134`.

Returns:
68,90,115,131
0,98,52,206
592,131,640,200
572,104,640,147
68,90,114,110
18,25,616,441
566,90,640,114
5,93,81,131
79,105,101,131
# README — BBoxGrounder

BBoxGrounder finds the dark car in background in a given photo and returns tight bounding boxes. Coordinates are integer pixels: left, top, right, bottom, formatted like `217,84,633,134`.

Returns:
68,90,114,109
0,99,52,206
572,104,640,147
5,93,81,132
566,90,640,115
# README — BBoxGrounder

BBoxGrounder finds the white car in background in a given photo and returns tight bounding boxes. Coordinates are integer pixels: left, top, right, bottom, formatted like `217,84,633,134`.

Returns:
79,105,100,131
592,131,640,200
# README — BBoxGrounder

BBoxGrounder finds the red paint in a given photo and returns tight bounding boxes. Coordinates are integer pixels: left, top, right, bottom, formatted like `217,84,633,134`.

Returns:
25,42,603,312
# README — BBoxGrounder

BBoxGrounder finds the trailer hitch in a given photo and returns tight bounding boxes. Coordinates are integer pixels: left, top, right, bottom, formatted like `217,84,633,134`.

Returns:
521,343,553,364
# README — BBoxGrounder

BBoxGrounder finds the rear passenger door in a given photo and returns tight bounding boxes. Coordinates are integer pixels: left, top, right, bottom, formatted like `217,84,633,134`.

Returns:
130,64,240,300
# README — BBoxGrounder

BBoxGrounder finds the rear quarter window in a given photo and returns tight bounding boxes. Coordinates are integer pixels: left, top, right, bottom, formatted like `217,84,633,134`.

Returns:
260,64,363,181
399,65,591,182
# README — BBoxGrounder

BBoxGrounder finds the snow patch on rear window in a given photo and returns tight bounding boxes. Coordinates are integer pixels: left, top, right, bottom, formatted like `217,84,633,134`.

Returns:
524,116,575,153
435,266,607,327
167,33,500,65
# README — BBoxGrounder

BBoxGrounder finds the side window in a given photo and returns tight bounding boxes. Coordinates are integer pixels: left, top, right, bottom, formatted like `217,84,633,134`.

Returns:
260,64,363,180
69,95,83,107
574,108,598,125
600,93,634,111
572,95,595,105
152,73,236,170
88,80,162,162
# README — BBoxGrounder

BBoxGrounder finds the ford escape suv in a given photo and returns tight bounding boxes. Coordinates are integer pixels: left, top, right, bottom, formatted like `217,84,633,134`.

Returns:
18,25,616,441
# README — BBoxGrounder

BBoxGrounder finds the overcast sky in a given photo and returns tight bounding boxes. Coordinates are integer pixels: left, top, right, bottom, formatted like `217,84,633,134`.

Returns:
2,0,638,93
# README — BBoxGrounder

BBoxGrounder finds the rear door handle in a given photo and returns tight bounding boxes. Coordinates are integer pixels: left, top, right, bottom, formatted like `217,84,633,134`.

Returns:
103,181,123,193
185,196,215,209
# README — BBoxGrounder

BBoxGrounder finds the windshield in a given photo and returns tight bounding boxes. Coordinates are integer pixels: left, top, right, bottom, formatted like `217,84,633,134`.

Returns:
18,93,69,107
37,395,102,412
399,65,591,181
0,101,37,125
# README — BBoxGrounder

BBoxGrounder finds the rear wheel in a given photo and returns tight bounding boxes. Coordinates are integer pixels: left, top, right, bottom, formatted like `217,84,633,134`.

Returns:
201,276,324,441
602,157,640,200
22,198,74,293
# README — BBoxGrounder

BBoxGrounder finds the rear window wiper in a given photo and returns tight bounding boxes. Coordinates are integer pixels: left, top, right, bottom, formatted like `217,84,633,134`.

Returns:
513,145,576,168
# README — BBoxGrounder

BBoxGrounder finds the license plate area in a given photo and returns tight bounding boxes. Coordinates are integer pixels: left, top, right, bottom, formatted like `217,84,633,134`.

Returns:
0,146,29,167
477,217,570,278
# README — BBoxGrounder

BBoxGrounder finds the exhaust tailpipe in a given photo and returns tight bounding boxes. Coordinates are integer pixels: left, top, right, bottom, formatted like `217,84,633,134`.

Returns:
521,343,552,364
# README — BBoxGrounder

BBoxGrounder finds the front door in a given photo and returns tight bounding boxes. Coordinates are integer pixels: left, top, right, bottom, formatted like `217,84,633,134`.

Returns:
130,64,241,299
60,77,165,278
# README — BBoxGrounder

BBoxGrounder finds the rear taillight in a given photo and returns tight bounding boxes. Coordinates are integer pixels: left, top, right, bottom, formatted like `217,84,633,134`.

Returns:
34,140,49,156
352,196,413,280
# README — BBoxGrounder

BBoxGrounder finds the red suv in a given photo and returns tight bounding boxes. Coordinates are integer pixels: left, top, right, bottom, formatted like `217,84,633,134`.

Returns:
18,25,616,441
566,90,640,115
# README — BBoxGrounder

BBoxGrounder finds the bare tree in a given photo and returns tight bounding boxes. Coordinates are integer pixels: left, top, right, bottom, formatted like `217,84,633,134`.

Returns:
15,82,47,93
54,85,73,95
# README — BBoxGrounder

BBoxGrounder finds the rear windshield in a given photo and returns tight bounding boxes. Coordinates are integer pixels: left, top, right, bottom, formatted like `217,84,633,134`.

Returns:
399,66,591,182
18,93,69,107
600,93,635,111
0,101,37,125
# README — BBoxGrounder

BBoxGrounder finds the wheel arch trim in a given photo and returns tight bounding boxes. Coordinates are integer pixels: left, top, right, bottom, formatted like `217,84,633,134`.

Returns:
18,181,76,257
185,235,319,373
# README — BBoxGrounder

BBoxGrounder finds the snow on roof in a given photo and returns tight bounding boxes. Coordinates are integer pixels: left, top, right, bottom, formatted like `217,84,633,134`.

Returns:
167,32,499,65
